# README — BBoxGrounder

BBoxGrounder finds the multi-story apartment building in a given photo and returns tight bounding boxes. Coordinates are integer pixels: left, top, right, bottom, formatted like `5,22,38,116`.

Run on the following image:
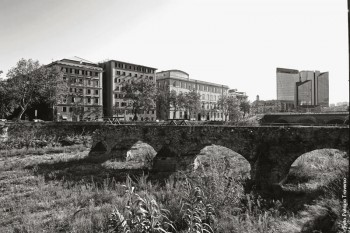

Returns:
276,68,329,109
156,70,229,121
99,60,157,121
50,56,103,121
228,89,248,102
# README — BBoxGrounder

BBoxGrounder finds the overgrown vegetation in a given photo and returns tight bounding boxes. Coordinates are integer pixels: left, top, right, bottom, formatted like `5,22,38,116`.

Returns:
0,145,348,232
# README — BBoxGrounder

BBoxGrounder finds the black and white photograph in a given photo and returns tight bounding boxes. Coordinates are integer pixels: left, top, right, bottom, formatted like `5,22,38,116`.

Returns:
0,0,349,232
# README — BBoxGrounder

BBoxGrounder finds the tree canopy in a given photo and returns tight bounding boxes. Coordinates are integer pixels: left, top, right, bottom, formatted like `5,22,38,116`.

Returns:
5,58,66,120
217,95,242,122
183,89,201,119
240,100,251,117
122,78,157,120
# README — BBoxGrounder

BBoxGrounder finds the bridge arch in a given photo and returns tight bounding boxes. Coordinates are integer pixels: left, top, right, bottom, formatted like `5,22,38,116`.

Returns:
193,145,251,177
285,148,348,186
297,116,317,125
326,118,345,125
269,146,348,189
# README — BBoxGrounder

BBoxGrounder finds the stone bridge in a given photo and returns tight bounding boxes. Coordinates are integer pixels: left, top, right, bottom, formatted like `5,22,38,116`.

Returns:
90,125,349,194
260,112,349,125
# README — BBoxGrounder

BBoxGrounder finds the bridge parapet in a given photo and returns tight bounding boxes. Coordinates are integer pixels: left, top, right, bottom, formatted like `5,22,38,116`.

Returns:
261,112,349,125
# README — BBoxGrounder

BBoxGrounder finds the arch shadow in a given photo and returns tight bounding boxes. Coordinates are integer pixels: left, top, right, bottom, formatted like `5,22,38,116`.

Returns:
29,140,159,185
274,118,289,124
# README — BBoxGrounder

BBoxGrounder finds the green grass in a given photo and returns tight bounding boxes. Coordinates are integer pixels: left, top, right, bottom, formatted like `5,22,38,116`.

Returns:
0,146,348,232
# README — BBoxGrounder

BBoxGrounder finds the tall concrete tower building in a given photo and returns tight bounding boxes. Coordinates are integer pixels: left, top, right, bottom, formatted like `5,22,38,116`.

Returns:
276,68,300,101
276,68,329,108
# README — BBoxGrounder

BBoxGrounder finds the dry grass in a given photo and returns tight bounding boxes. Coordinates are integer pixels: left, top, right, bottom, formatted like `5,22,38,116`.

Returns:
0,145,347,232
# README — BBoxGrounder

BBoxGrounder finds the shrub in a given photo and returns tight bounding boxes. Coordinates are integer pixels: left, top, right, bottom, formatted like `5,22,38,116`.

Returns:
108,176,175,233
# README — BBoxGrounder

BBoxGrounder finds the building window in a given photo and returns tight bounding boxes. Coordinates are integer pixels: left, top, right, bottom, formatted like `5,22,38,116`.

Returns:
63,107,67,112
70,68,73,73
69,88,72,92
115,94,118,98
63,76,66,81
95,98,98,104
71,97,75,103
69,107,72,112
95,90,98,95
95,72,98,76
135,74,137,77
87,97,91,103
122,72,126,76
121,102,126,107
116,71,120,75
115,102,119,107
129,73,132,76
87,89,91,94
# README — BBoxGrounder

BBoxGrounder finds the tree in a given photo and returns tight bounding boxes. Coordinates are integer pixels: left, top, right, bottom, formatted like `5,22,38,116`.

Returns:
38,65,68,120
156,87,173,120
217,95,229,121
217,95,242,122
184,89,201,120
227,96,242,122
0,79,16,118
6,59,42,120
6,59,66,120
240,100,251,117
122,78,157,121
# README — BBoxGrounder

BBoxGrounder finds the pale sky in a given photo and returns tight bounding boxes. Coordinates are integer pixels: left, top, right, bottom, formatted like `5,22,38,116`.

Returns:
0,0,348,104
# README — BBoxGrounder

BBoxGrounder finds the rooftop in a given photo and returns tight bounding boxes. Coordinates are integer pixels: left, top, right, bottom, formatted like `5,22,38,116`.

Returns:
276,67,299,74
102,59,157,71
